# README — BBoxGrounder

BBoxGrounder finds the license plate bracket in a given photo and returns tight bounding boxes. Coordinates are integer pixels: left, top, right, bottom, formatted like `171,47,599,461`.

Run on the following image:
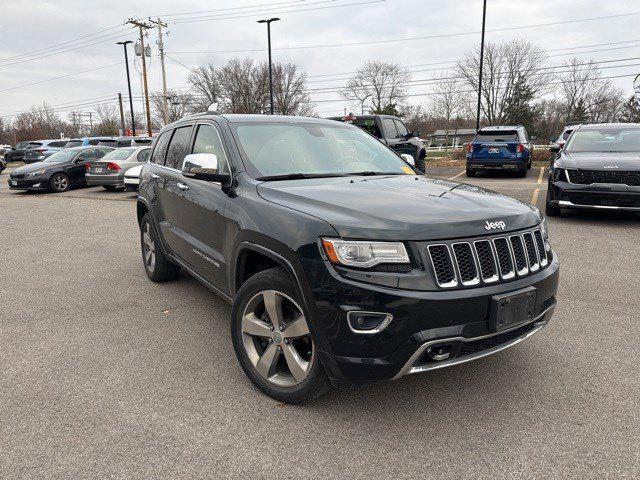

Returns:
489,147,500,154
489,287,537,332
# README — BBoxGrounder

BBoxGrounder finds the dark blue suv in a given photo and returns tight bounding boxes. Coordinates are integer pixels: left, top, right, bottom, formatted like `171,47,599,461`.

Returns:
466,125,533,177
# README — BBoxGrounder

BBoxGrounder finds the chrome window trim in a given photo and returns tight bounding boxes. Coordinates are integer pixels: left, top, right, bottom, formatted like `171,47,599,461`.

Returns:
473,240,499,284
492,237,516,280
451,242,480,286
427,244,458,289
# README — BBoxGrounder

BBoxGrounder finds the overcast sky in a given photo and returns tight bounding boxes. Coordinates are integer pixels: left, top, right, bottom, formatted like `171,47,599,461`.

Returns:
1,0,639,122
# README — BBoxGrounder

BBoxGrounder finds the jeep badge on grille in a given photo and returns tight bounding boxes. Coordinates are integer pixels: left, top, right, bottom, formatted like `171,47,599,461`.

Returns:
484,220,506,231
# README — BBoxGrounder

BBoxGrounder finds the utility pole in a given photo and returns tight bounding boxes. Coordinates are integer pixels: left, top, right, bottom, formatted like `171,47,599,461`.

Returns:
116,40,136,136
257,17,280,115
149,17,169,125
118,93,126,135
128,18,153,137
476,0,487,132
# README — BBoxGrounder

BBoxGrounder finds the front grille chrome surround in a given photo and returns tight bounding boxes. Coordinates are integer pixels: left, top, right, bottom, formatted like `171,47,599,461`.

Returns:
425,226,550,289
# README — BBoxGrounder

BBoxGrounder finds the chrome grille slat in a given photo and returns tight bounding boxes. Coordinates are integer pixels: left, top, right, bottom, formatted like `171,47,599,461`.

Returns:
522,232,540,272
427,244,458,288
452,242,480,286
533,229,548,267
509,235,529,276
493,237,515,280
473,240,499,283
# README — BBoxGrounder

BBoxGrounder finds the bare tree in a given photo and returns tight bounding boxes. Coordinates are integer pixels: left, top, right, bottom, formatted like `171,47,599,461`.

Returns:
457,40,555,124
151,90,197,125
271,63,313,115
91,103,119,136
340,61,411,113
558,59,623,124
429,71,466,150
187,63,222,112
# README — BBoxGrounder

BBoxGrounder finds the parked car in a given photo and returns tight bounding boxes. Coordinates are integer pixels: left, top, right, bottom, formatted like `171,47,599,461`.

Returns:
63,137,115,148
123,163,143,191
23,139,70,164
466,125,533,177
114,136,153,147
0,157,6,174
85,146,151,191
546,123,640,216
8,146,113,193
136,113,558,403
328,113,427,171
4,141,32,163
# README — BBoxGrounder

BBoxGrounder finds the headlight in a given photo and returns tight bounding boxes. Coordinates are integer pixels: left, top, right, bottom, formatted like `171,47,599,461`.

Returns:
552,167,568,182
26,169,46,177
540,217,548,239
321,238,410,268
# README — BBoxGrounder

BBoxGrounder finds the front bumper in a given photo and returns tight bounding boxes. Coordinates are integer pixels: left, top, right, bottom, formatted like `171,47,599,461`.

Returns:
548,180,640,211
7,177,48,191
312,255,559,388
86,173,124,187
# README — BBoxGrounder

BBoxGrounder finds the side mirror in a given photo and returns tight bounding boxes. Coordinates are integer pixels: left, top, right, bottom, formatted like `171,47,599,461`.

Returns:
411,130,420,138
400,153,415,166
182,153,230,183
549,144,561,153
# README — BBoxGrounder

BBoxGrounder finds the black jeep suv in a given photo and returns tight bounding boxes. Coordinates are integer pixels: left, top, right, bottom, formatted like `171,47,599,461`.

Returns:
137,114,559,403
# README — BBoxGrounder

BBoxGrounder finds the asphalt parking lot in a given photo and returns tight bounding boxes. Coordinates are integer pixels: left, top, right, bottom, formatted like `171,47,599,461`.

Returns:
1,165,638,479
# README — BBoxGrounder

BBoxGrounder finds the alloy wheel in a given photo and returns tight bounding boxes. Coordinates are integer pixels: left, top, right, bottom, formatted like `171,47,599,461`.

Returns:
142,223,156,272
52,175,69,192
241,290,314,387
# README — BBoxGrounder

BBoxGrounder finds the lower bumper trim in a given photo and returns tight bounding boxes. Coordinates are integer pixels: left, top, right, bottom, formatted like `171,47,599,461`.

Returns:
558,200,640,212
393,304,555,379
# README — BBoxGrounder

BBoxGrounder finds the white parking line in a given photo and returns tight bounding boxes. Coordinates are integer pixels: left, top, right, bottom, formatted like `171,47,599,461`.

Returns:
448,170,466,180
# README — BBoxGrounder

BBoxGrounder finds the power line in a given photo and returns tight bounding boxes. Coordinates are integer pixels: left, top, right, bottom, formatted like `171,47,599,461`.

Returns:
168,11,640,54
155,0,315,18
0,63,123,94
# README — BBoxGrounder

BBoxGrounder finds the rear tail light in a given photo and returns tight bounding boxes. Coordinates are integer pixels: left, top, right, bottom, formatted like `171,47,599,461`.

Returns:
35,148,47,153
85,163,91,170
467,144,474,154
517,144,525,153
107,162,121,172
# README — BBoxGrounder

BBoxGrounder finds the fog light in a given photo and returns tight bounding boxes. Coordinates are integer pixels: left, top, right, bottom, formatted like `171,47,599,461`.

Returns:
32,183,41,188
347,311,392,334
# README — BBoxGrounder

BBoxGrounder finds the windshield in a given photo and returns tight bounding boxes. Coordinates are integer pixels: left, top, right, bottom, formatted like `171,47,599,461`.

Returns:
100,147,137,161
565,128,640,153
475,131,519,142
44,149,80,163
233,123,413,179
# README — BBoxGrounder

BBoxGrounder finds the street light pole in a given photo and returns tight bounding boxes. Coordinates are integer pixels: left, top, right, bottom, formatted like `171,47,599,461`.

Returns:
117,40,136,136
257,17,280,115
476,0,487,132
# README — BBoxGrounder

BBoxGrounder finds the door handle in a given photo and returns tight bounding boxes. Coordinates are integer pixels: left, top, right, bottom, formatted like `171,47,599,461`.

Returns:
150,173,160,179
176,182,189,191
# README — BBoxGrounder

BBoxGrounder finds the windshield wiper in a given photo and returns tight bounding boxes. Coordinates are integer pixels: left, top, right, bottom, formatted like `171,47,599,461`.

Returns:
256,172,347,181
346,171,405,176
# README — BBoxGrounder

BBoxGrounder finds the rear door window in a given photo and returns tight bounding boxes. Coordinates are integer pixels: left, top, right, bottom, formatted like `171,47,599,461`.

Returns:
150,131,171,165
164,126,193,170
475,131,519,142
352,118,382,138
382,118,397,138
394,120,408,137
49,141,68,148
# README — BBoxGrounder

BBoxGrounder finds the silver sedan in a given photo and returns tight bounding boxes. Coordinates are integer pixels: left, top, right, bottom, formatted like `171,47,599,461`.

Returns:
85,146,151,191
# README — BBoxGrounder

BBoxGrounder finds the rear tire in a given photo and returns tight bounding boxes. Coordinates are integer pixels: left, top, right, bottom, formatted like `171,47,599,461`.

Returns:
517,167,527,178
140,213,181,282
466,168,476,177
102,185,118,192
49,173,70,193
231,267,331,404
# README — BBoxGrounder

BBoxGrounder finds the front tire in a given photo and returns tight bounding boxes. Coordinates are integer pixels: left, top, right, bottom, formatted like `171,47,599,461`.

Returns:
103,185,118,192
49,173,70,193
466,168,476,177
231,267,330,404
140,213,181,282
545,195,561,217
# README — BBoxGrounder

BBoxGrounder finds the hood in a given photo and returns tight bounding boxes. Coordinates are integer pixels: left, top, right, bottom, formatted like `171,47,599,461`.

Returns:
557,152,640,171
10,161,54,175
257,175,540,241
